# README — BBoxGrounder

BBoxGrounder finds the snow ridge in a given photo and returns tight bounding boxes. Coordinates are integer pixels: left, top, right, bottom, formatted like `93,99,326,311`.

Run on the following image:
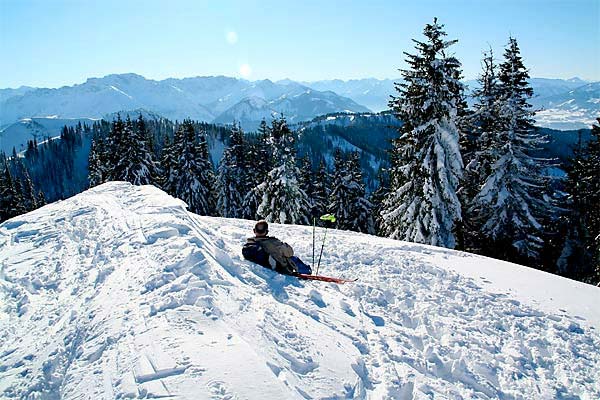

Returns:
0,182,599,399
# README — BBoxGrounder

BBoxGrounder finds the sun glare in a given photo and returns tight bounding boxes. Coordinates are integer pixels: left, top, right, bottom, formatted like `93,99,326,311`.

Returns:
226,31,238,45
239,63,252,78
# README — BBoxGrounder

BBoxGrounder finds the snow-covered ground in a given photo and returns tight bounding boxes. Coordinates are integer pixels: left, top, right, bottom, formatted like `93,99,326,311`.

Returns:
1,182,599,399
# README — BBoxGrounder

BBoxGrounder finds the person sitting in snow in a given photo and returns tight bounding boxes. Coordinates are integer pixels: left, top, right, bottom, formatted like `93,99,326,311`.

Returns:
242,220,311,276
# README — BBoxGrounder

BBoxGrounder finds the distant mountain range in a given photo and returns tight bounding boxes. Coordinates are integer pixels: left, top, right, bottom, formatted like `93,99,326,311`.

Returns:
0,74,368,132
0,74,597,145
300,78,396,112
304,77,599,130
533,82,600,130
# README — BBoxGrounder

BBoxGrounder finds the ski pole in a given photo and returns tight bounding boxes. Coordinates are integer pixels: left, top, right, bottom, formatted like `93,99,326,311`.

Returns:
316,228,327,276
312,217,316,270
316,214,336,276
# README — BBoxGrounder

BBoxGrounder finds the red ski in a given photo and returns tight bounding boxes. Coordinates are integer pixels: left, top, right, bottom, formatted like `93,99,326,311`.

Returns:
296,274,357,284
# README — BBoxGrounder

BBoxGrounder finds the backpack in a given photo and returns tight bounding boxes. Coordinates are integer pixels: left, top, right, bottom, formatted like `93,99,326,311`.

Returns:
242,241,271,268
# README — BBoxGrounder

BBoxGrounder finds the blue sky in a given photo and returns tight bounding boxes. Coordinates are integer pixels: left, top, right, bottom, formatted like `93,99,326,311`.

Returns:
1,0,598,88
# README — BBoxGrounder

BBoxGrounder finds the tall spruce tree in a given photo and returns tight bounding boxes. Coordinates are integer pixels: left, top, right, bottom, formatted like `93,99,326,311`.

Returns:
159,135,178,196
371,168,390,236
15,159,38,211
110,115,157,185
298,154,315,215
329,150,374,233
585,120,600,279
470,37,551,262
37,190,46,207
173,120,216,215
346,152,375,234
381,18,464,248
256,117,310,224
196,129,217,215
105,114,126,180
216,122,248,218
127,115,158,185
0,156,24,222
258,121,274,180
241,122,272,220
461,49,502,251
311,157,329,221
558,119,600,283
329,149,348,227
88,133,108,187
254,119,273,181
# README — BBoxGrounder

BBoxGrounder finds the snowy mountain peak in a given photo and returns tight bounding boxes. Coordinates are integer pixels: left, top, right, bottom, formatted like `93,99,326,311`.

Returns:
0,74,370,130
86,72,147,83
1,182,599,399
275,78,297,86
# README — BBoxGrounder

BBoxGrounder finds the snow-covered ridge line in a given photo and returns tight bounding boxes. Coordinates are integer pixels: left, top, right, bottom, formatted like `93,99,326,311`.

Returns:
0,182,598,399
0,74,371,131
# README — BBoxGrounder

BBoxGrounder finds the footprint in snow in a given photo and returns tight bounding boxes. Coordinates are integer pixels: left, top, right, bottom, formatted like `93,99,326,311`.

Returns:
339,300,356,317
207,379,236,400
309,290,326,308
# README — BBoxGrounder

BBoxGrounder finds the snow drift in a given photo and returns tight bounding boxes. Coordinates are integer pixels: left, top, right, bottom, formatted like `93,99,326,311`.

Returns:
0,182,599,399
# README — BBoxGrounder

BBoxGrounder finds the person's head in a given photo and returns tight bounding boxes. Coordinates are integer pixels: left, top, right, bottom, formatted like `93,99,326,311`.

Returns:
253,220,268,237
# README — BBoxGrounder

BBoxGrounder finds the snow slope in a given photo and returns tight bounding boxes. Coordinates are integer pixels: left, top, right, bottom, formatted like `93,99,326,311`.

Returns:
0,117,98,154
1,182,599,399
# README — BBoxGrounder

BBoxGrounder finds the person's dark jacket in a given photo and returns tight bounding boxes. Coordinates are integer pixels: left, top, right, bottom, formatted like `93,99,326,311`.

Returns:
243,236,296,275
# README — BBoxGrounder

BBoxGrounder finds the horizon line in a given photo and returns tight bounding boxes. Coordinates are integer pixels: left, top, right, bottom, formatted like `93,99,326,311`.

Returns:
1,72,595,91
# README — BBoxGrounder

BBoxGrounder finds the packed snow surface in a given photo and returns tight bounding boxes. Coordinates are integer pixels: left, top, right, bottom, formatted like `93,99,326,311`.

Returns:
1,183,599,399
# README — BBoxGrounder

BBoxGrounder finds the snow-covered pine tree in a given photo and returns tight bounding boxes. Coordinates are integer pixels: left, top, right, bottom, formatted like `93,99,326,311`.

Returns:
585,120,600,278
256,117,310,224
257,120,274,180
173,120,216,216
329,150,374,233
0,157,9,222
88,133,108,187
558,119,600,283
4,156,37,213
216,122,248,218
298,154,315,215
0,156,25,222
12,178,25,212
105,115,125,180
311,157,329,221
329,149,350,228
196,129,218,216
132,115,158,185
370,168,390,236
110,115,157,185
15,159,38,211
25,139,39,161
37,190,46,207
241,186,262,220
347,152,375,234
159,135,178,196
241,121,272,220
380,18,464,248
257,119,269,139
461,49,502,251
470,37,551,262
111,115,135,181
